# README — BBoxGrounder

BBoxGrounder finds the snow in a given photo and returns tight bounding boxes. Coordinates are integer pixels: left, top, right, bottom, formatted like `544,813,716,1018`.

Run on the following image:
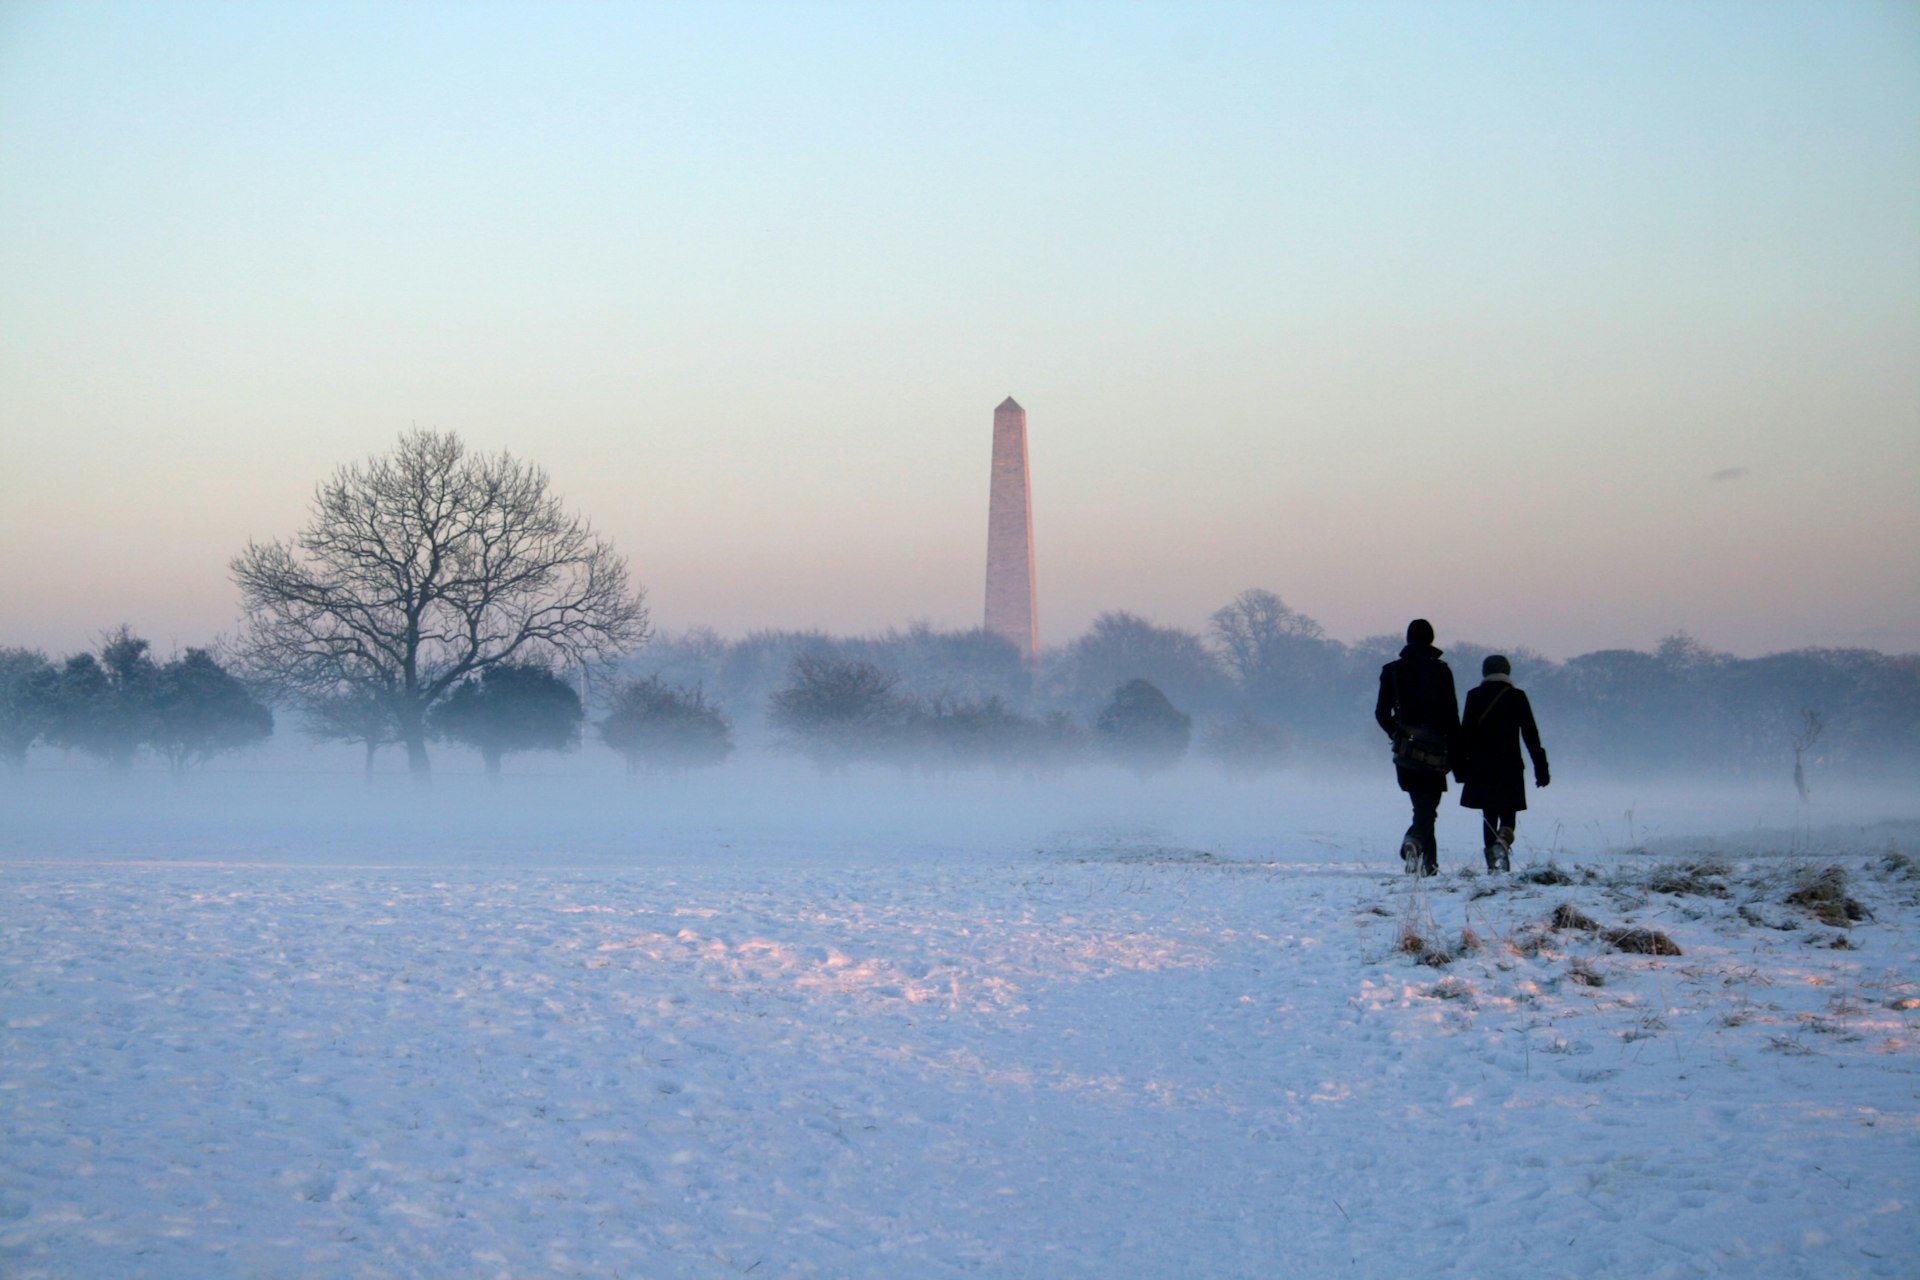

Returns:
3,766,1917,1278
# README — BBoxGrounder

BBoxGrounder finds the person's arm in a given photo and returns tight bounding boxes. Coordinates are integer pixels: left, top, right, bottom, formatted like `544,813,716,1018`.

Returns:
1375,665,1398,739
1453,687,1478,782
1519,692,1549,786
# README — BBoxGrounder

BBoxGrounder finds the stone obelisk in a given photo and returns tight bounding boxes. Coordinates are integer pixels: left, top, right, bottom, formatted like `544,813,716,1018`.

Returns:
984,396,1038,661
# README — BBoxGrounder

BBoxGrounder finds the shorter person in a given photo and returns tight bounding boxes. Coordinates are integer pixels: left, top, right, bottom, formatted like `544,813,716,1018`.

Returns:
1455,654,1549,872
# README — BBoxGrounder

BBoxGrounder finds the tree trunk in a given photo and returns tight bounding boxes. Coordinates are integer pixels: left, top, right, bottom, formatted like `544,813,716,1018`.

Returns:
404,731,431,781
363,739,378,779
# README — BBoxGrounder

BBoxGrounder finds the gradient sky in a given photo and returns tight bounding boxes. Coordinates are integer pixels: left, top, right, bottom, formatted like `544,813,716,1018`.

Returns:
3,0,1916,661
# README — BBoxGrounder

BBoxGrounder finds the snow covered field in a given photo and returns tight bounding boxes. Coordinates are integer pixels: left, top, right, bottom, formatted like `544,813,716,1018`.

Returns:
3,767,1917,1278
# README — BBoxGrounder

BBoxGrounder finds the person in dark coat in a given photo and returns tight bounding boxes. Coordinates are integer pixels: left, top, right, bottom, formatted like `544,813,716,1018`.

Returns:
1455,654,1549,871
1374,618,1460,875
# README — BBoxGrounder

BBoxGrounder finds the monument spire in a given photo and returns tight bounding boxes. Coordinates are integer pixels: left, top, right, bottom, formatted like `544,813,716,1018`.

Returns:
984,396,1038,661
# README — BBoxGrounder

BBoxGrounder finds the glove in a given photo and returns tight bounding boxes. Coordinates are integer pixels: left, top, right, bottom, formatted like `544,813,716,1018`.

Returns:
1535,767,1550,789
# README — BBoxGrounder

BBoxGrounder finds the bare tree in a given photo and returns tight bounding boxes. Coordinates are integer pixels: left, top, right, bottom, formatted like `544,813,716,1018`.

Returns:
231,429,647,777
1046,611,1228,715
1208,588,1326,683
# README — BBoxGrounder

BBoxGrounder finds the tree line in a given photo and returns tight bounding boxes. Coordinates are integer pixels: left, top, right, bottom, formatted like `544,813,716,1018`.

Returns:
2,428,1915,782
9,604,1913,785
622,606,1920,783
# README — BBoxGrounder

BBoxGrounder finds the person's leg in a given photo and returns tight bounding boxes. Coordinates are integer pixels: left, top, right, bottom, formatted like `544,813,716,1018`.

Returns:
1400,803,1422,873
1411,786,1442,875
1488,809,1516,871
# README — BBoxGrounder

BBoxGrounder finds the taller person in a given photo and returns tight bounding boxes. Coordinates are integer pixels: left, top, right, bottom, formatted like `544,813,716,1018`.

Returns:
1374,618,1461,875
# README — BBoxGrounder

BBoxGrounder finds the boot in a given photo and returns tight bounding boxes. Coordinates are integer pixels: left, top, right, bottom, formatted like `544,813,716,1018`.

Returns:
1401,832,1423,875
1494,826,1514,873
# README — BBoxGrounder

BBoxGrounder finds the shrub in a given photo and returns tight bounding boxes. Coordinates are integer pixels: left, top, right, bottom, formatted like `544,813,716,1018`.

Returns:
0,647,56,768
600,676,734,774
1094,679,1191,776
767,655,911,768
150,649,273,770
431,662,582,776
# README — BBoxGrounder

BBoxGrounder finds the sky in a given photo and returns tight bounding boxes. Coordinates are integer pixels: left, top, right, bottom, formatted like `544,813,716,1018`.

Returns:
2,0,1916,662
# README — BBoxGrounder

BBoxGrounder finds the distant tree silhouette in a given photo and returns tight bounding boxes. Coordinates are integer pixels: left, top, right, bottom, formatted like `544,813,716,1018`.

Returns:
768,655,910,769
1209,589,1324,676
1208,589,1345,730
600,676,734,774
430,662,583,776
1048,611,1228,716
232,429,646,778
0,647,56,769
1094,678,1192,776
41,627,162,773
299,686,402,775
32,632,272,773
909,694,1071,773
150,648,273,770
861,624,1030,705
623,628,732,701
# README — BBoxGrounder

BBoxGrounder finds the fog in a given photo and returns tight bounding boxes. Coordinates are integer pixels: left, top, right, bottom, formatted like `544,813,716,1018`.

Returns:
9,603,1918,870
6,732,1914,875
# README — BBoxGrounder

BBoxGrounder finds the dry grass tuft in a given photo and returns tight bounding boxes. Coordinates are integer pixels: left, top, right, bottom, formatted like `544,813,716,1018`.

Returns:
1605,926,1683,956
1544,900,1680,955
1568,958,1605,988
1509,926,1549,959
1551,902,1602,933
1785,866,1870,928
1644,860,1733,898
1518,863,1576,887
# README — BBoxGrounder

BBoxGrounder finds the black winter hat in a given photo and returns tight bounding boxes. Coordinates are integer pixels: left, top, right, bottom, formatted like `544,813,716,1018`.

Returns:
1407,618,1435,646
1483,654,1512,677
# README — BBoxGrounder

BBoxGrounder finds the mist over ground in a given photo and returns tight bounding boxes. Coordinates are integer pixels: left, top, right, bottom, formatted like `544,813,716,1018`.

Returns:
6,746,1914,875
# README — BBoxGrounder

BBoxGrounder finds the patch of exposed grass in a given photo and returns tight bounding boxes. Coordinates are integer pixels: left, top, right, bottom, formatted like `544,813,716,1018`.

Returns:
1642,859,1733,898
1568,958,1605,988
1785,866,1870,928
1605,926,1683,956
1546,901,1680,954
1551,902,1602,933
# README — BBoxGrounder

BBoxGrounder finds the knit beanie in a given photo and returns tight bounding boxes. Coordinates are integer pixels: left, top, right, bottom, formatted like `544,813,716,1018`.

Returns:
1482,654,1512,677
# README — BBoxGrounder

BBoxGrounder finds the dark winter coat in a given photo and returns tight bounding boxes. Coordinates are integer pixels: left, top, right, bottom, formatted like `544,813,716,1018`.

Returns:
1456,678,1549,814
1375,644,1461,793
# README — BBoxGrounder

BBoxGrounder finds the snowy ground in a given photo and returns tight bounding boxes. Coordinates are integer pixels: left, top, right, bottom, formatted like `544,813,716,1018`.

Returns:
2,766,1917,1278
